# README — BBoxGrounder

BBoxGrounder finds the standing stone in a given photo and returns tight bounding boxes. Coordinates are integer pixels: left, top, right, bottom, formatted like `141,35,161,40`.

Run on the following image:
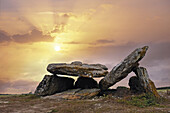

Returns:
129,76,145,94
99,46,149,90
75,77,98,89
133,67,160,98
34,75,74,96
47,61,108,78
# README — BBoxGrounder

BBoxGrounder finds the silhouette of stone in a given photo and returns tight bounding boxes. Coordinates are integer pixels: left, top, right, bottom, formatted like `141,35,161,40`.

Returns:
75,77,98,89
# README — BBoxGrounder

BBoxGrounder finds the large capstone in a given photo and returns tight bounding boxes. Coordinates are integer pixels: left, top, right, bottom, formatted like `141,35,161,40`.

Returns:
129,76,145,94
47,61,108,78
99,46,149,90
133,67,160,98
34,75,74,96
75,77,98,89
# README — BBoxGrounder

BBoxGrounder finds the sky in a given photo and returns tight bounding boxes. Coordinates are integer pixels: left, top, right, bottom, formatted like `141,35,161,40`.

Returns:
0,0,170,94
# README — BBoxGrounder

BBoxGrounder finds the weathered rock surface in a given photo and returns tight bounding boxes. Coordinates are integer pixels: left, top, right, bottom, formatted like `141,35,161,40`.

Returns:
34,75,74,96
43,88,100,100
75,77,98,89
99,87,131,97
99,46,148,90
47,61,108,78
133,67,160,98
129,76,145,94
115,86,131,97
71,61,82,65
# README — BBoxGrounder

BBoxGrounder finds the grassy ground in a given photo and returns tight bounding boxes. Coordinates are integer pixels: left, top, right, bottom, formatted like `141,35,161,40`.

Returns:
0,90,169,113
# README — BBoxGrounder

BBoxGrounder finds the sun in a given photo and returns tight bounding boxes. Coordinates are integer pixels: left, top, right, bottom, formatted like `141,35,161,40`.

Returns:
54,46,61,51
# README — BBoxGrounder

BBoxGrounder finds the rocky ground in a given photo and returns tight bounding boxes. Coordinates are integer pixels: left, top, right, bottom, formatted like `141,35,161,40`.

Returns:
0,90,169,113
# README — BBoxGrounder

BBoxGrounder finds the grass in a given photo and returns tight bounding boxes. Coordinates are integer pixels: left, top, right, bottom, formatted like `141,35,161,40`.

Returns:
19,94,40,101
157,89,169,93
117,93,163,108
6,94,41,102
0,94,18,97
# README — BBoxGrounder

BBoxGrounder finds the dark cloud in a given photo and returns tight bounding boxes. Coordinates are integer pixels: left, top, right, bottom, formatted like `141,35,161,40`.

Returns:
63,41,83,44
96,39,114,44
0,79,38,94
0,30,11,42
0,29,54,43
63,39,115,45
0,79,11,93
12,29,54,43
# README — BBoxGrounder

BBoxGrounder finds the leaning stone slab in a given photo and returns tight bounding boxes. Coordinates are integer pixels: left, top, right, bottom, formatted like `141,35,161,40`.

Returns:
133,67,160,98
47,61,108,78
99,46,149,90
34,75,74,96
43,88,100,100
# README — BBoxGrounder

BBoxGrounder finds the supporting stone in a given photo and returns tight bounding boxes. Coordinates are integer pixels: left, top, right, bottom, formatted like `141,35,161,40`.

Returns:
34,75,74,96
99,46,148,90
128,76,145,94
75,77,98,89
133,67,160,98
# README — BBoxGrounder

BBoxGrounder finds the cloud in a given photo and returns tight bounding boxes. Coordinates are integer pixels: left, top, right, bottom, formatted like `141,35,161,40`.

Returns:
86,41,170,87
61,13,76,18
50,24,66,34
96,39,114,44
0,28,55,43
63,41,82,44
0,30,11,42
0,79,38,94
12,29,54,43
0,79,11,93
63,39,115,45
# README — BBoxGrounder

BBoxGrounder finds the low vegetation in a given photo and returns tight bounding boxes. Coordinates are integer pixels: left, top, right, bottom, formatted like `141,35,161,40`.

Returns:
118,93,163,108
0,89,169,113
